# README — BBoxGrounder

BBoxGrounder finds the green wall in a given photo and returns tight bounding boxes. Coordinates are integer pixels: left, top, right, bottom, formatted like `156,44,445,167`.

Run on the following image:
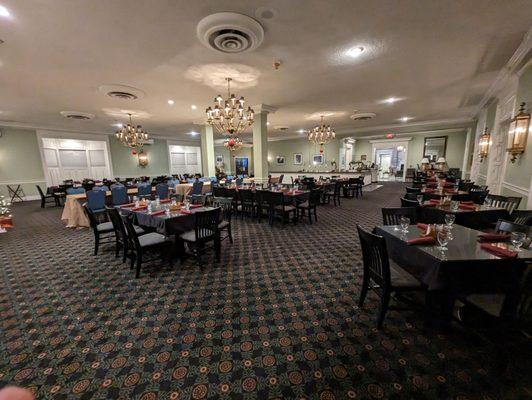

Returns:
267,138,340,172
0,127,45,197
109,138,170,178
477,102,498,181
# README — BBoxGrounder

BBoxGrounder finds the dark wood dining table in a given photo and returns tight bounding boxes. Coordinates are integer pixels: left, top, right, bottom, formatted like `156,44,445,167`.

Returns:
374,224,532,322
420,189,469,198
420,203,510,230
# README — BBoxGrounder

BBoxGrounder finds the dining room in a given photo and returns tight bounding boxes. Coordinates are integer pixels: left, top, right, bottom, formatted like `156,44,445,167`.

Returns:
1,1,532,399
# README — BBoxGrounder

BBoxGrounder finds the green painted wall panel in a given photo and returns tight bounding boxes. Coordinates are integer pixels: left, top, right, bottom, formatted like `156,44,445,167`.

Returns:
109,138,170,178
268,139,340,172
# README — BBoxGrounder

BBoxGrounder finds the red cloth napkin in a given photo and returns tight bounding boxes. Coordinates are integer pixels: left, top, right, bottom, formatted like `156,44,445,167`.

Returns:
190,204,202,209
460,201,474,205
458,204,476,211
180,209,193,214
417,223,429,230
150,210,166,216
0,217,13,228
426,184,437,189
120,203,136,208
407,236,436,245
424,188,436,193
428,199,441,204
160,199,171,204
132,206,148,211
478,233,511,242
480,243,517,258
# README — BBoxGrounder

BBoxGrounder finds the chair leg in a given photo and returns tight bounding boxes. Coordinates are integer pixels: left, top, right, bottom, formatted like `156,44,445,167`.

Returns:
41,199,45,208
115,238,120,258
358,276,369,307
377,291,391,329
215,235,221,262
130,252,135,270
228,224,233,244
94,233,100,255
308,210,312,224
313,207,317,222
122,242,128,263
135,253,142,278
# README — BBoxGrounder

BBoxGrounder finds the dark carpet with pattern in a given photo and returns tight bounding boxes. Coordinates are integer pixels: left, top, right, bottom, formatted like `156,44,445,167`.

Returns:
0,183,528,399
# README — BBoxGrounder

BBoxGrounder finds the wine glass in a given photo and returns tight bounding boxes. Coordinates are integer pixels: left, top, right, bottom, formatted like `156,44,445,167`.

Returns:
400,216,410,233
437,228,449,251
450,200,459,211
417,195,423,205
511,232,526,252
444,213,455,229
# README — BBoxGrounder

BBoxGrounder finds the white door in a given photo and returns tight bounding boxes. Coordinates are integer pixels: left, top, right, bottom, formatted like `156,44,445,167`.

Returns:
379,154,392,179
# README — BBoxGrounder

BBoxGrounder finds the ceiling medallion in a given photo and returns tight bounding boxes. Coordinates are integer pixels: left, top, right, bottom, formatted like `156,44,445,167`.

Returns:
206,77,254,135
115,113,148,150
308,115,336,153
224,135,243,152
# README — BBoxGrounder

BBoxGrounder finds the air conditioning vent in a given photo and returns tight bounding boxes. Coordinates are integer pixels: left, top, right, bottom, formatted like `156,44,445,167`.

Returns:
98,84,145,100
197,12,264,54
274,125,289,131
107,91,138,100
350,111,376,121
60,111,95,120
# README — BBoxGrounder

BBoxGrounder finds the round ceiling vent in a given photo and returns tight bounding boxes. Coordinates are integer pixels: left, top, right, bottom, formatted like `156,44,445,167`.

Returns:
98,84,145,100
350,111,376,121
274,125,290,131
197,12,264,54
60,111,95,120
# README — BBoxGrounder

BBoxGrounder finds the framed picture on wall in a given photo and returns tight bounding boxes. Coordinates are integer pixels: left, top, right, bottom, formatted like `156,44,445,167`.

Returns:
361,154,367,161
276,155,285,165
215,155,223,163
313,154,324,164
293,153,303,165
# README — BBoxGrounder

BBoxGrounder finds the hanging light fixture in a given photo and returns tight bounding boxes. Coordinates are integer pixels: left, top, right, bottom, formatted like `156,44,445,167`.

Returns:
205,77,254,136
224,135,243,152
308,115,336,153
115,113,149,149
478,127,491,162
507,102,530,163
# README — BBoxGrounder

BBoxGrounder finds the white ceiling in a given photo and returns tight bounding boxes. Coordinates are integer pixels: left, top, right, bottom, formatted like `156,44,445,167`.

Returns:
0,0,530,140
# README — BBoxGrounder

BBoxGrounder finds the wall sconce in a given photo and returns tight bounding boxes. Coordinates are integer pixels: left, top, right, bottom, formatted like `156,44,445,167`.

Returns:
507,102,530,163
138,150,148,167
478,127,491,162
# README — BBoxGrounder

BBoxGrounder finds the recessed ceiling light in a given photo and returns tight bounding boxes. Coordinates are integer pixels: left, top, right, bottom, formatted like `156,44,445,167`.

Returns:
267,122,270,126
112,123,123,128
383,97,397,104
191,104,197,110
399,116,413,122
189,131,199,136
298,129,306,134
345,46,364,58
0,6,10,18
167,99,175,105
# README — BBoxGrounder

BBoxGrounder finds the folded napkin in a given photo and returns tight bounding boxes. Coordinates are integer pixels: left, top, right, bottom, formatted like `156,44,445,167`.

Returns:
458,204,476,211
424,188,436,193
150,210,166,216
160,199,171,204
180,209,193,214
428,199,441,205
417,223,429,230
190,204,202,209
0,217,13,228
132,206,148,211
120,203,136,208
407,236,436,245
460,201,474,205
480,243,517,258
478,233,511,243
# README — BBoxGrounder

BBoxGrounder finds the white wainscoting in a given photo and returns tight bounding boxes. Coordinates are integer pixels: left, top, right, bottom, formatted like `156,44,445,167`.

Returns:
168,144,202,176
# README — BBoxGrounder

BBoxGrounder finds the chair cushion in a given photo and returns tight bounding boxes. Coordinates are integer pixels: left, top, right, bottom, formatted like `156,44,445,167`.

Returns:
297,201,310,208
465,294,504,318
390,262,422,289
96,221,114,232
138,232,167,247
218,221,230,229
134,225,145,235
179,229,215,242
275,205,296,212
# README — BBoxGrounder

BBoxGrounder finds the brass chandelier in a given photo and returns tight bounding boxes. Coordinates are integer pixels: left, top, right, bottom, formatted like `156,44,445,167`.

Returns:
308,115,336,153
205,77,254,135
115,113,148,149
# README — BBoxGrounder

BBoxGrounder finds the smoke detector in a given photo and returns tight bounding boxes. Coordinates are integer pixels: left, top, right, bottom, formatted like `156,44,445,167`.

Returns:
350,111,376,121
60,111,95,120
98,84,145,100
197,12,264,53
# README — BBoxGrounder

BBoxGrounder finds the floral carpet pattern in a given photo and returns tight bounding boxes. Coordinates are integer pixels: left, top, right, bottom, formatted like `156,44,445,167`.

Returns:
0,183,529,399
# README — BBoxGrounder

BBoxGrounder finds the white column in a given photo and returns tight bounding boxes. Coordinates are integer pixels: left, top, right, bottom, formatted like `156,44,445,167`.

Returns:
461,127,472,179
252,104,277,184
200,125,215,177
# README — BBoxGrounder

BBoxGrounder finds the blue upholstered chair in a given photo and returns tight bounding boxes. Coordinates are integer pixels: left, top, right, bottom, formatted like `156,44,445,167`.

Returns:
111,185,128,205
235,178,243,186
86,190,106,212
210,176,217,182
137,183,152,199
66,187,85,195
156,183,169,199
191,181,204,195
110,182,124,190
187,178,195,183
94,185,109,192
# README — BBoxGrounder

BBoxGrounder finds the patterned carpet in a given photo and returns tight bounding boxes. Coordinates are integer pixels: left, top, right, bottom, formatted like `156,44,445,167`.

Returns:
0,183,528,399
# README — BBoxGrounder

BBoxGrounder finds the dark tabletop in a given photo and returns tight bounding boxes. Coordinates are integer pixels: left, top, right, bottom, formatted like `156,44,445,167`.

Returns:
420,203,510,229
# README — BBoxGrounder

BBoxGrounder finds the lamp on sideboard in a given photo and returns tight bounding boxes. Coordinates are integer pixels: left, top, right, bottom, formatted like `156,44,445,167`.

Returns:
421,157,430,171
436,157,446,171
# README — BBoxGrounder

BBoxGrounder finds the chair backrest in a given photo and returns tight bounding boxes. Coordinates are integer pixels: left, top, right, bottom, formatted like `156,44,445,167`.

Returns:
404,193,419,201
107,207,127,242
405,187,421,194
123,213,142,251
137,183,152,198
511,210,532,226
83,205,99,229
356,225,391,288
86,190,106,211
212,197,233,222
495,219,532,235
155,183,169,199
111,186,128,205
485,194,521,213
382,207,417,225
110,182,124,190
469,189,489,205
192,181,204,195
193,208,220,241
400,197,419,208
239,188,254,202
459,181,475,192
451,193,471,202
66,187,86,195
35,185,45,199
261,190,284,207
278,174,284,184
213,186,225,197
405,168,416,179
189,194,206,205
309,189,322,206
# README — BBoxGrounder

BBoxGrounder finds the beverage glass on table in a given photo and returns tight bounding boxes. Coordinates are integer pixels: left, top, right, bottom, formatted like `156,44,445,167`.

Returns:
417,195,423,205
444,213,455,229
511,232,526,252
437,226,450,251
450,200,459,211
399,216,410,233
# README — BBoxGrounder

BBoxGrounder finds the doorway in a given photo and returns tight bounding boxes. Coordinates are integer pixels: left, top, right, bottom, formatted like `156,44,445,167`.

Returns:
234,157,249,176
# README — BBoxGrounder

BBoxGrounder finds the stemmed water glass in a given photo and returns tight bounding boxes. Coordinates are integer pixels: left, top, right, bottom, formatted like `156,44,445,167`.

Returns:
417,195,423,205
437,227,450,251
399,216,410,233
511,232,526,252
444,213,455,229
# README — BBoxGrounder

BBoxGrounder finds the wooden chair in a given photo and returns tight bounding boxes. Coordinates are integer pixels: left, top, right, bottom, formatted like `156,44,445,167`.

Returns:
511,210,532,226
84,205,115,256
261,191,297,226
470,189,489,205
179,208,221,267
381,207,417,226
212,197,233,244
405,187,421,194
323,181,342,206
400,197,420,208
485,194,522,214
238,188,256,219
123,214,173,278
36,185,60,208
495,219,532,249
296,189,321,224
356,225,424,328
106,207,145,263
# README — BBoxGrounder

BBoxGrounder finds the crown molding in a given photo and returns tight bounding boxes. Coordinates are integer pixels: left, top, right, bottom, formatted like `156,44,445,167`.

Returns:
252,104,277,114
